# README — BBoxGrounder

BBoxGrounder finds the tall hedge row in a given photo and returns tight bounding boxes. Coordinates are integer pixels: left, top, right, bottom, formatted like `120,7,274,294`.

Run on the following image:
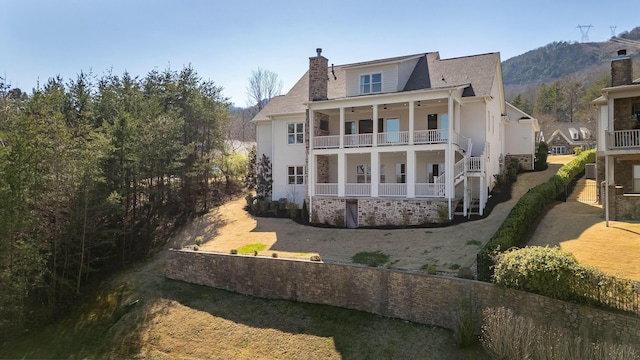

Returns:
477,149,596,282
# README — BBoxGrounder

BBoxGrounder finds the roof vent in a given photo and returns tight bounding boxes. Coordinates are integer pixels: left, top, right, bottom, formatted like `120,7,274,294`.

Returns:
316,48,322,57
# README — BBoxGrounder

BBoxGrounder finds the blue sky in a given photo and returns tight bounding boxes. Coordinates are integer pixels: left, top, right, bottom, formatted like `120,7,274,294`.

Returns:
1,0,638,107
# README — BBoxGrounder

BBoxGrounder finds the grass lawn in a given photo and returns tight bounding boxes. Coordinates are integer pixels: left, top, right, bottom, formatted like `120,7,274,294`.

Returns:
0,256,488,360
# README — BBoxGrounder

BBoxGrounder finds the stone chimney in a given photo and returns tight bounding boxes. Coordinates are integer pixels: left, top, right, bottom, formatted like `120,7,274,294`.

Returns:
309,48,328,101
611,49,632,87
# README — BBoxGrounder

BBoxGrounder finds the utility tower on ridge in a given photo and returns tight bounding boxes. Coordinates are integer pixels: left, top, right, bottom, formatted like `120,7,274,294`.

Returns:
577,25,593,42
610,25,617,37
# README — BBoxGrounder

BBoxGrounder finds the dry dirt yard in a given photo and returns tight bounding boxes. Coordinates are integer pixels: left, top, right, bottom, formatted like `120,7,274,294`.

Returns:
195,156,574,274
527,178,640,281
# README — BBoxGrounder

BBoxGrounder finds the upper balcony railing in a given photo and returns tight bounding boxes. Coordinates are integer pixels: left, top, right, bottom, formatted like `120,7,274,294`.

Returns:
608,129,640,150
377,131,409,146
314,135,340,149
344,134,373,148
314,129,454,149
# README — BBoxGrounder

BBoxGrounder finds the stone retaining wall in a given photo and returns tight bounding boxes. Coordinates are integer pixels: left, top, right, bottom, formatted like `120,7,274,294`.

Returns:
505,154,534,171
166,250,640,343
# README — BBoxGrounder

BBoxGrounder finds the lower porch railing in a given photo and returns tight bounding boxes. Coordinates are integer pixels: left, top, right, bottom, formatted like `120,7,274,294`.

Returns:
345,183,371,196
379,183,407,196
315,183,338,196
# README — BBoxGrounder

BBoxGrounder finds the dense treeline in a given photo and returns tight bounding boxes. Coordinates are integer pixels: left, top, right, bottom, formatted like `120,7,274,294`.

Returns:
503,26,640,88
0,67,237,340
508,75,609,123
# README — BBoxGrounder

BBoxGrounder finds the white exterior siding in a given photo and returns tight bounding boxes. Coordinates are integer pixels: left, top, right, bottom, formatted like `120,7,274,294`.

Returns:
270,116,307,204
459,102,486,154
256,121,273,159
597,104,609,150
485,75,504,190
345,64,399,97
505,120,534,155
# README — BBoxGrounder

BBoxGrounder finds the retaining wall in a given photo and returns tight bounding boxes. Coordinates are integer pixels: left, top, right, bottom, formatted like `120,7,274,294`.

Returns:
166,250,640,343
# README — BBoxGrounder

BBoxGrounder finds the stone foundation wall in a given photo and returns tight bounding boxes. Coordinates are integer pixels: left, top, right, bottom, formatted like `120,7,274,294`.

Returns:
311,197,345,225
505,154,534,171
615,194,640,220
311,197,458,227
166,250,640,344
357,198,454,226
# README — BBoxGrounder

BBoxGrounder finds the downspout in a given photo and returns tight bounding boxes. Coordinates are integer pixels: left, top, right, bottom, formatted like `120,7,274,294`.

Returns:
447,91,454,220
605,155,609,227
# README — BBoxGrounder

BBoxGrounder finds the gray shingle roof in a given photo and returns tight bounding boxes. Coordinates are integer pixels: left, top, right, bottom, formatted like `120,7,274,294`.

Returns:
252,51,500,122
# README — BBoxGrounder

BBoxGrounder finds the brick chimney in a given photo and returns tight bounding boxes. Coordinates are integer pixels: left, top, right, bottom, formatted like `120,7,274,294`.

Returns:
309,48,328,101
611,49,632,87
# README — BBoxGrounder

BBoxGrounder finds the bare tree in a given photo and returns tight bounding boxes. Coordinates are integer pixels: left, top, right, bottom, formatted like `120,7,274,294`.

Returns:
246,68,283,115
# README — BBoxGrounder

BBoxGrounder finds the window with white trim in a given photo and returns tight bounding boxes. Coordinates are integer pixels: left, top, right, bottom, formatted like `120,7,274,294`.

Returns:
356,164,371,183
396,163,406,183
287,166,304,185
360,73,382,94
287,123,304,144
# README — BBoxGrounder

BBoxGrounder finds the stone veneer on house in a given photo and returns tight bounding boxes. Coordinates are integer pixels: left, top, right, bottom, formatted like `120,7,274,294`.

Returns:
312,197,458,226
505,154,534,171
166,250,640,344
597,155,640,220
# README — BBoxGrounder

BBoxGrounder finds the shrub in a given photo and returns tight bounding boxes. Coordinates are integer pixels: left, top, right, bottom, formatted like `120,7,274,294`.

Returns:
333,210,345,228
436,205,449,223
574,146,583,155
534,141,549,170
454,298,481,348
481,307,640,360
194,236,203,246
301,200,309,223
477,149,596,281
286,202,298,219
493,246,588,301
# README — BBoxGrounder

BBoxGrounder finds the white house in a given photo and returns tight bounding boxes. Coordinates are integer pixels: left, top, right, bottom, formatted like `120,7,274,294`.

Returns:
252,49,538,227
593,49,640,222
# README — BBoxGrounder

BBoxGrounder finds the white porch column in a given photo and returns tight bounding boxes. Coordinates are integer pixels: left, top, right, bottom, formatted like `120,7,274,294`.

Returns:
407,149,416,198
605,154,609,227
338,152,346,197
308,109,315,198
479,175,485,216
373,105,379,147
339,107,345,148
446,93,454,220
309,154,315,197
409,100,415,145
371,150,379,197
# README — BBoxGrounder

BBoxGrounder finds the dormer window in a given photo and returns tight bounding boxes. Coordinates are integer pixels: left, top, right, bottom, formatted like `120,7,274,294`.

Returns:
360,73,382,94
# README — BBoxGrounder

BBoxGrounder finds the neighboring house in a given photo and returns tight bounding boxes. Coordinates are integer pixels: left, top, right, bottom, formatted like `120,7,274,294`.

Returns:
542,122,596,155
252,49,539,227
594,49,640,221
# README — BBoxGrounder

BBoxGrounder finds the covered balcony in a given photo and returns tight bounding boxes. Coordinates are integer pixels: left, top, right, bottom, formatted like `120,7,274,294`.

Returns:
608,129,640,150
310,99,467,151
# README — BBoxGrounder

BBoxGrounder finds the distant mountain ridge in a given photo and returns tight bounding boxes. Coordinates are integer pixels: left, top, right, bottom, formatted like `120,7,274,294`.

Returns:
502,27,640,97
